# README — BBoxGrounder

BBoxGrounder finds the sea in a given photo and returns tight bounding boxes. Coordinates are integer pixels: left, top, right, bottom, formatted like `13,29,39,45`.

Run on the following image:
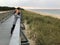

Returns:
29,9,60,15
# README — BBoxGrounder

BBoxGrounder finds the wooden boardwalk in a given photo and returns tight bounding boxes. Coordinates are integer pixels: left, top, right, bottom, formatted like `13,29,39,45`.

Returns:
0,15,14,45
0,14,29,45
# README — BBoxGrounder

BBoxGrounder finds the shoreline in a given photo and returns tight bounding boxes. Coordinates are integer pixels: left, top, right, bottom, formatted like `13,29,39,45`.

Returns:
0,11,10,13
25,9,60,19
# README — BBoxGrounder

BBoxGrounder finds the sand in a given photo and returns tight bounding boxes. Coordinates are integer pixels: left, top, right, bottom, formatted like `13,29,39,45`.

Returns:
26,9,60,19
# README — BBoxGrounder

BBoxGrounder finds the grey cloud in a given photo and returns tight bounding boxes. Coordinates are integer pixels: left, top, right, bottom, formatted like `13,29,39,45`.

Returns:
0,0,60,8
20,0,60,8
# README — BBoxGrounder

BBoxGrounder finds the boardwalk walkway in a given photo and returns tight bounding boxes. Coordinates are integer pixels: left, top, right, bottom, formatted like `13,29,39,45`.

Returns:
0,13,29,45
0,15,14,45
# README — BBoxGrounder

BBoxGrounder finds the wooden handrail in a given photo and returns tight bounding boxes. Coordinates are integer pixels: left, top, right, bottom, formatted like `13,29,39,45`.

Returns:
9,18,21,45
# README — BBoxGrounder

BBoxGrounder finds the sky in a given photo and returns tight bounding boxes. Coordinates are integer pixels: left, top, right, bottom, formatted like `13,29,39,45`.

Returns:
0,0,60,9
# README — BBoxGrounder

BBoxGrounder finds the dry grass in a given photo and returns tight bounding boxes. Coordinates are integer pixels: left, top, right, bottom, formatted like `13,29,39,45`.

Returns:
22,10,60,45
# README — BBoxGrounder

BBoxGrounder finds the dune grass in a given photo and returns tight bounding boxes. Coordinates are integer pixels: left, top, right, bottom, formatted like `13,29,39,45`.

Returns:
22,10,60,45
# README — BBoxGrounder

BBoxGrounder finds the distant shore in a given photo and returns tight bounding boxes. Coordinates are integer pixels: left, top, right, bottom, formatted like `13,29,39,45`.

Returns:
0,11,10,13
26,9,60,19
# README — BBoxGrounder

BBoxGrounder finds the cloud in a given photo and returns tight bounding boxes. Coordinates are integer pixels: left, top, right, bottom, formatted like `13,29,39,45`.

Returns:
0,0,60,9
0,0,20,7
20,0,60,9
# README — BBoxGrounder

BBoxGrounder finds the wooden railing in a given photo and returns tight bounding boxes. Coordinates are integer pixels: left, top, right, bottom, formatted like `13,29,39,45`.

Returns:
9,12,29,45
9,18,21,45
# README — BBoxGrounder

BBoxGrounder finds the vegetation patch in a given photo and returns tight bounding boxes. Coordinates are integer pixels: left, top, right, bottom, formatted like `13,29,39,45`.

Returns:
22,10,60,45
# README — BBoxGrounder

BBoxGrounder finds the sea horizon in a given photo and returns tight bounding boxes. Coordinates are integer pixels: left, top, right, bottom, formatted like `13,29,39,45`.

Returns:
29,9,60,15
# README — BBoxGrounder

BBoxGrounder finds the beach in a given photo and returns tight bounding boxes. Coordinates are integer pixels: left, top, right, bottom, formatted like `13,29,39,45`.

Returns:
26,9,60,19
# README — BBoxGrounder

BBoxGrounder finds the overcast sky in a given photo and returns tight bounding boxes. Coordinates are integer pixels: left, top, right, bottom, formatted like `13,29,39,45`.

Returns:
0,0,60,9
